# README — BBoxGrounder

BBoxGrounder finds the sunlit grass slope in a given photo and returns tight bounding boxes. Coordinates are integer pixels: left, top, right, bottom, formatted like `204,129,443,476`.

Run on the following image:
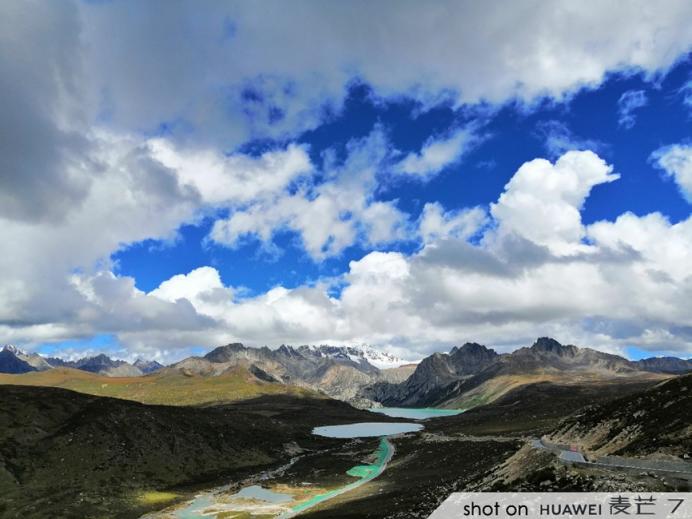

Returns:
0,367,318,405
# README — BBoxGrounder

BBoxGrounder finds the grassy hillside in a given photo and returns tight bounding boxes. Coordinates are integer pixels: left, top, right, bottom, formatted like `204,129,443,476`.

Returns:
0,366,318,406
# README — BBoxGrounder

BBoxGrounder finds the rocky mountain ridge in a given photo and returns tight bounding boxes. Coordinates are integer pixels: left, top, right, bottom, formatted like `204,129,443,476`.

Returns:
171,342,414,404
360,337,689,408
2,340,689,408
0,343,412,403
0,345,156,377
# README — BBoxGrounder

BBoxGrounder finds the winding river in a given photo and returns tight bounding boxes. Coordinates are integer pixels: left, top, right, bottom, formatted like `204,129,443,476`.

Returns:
278,436,395,518
143,412,458,518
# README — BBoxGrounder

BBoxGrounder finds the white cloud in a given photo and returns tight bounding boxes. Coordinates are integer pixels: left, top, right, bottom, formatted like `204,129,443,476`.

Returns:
0,1,91,223
149,266,235,320
535,120,605,159
77,0,692,146
5,146,692,360
82,151,692,360
587,212,692,282
0,124,318,342
418,203,488,244
396,128,475,180
681,79,692,108
650,143,692,202
148,139,313,205
489,151,620,254
3,1,692,360
209,128,409,259
617,89,648,128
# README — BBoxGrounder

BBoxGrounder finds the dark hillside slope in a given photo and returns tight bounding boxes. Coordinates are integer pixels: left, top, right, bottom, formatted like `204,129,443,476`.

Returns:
0,385,393,519
548,373,692,458
425,378,661,437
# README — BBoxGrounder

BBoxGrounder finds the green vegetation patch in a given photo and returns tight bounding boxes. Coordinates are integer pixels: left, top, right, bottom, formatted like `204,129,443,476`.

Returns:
136,490,179,505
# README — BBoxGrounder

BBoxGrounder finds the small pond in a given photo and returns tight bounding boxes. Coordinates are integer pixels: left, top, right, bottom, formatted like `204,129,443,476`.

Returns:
231,485,292,503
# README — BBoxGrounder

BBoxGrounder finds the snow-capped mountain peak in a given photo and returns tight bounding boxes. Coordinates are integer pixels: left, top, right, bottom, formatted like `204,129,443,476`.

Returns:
297,344,414,369
2,344,22,355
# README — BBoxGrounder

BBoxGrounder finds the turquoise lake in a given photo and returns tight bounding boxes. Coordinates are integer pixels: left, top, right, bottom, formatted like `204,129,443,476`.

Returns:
370,407,464,420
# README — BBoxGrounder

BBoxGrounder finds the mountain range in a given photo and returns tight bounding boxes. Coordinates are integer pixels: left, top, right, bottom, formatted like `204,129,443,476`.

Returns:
169,342,415,404
360,337,692,408
0,343,415,405
0,345,164,377
1,339,690,408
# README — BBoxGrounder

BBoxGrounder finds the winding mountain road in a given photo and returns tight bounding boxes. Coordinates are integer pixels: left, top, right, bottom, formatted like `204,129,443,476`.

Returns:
531,438,692,475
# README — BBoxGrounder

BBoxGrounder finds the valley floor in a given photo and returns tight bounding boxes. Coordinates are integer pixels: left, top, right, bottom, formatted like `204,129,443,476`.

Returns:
0,375,689,519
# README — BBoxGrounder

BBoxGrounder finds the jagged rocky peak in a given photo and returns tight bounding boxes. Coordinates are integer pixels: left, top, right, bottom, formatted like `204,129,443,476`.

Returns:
447,342,499,375
0,345,53,373
450,342,497,359
204,342,248,362
277,344,304,358
529,337,577,356
133,358,164,373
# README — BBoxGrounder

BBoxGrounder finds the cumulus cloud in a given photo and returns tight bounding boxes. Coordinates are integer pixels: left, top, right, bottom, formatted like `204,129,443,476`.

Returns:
209,128,409,259
58,151,692,360
0,115,318,347
148,140,313,205
396,128,476,180
74,0,692,148
617,89,648,128
418,203,488,244
5,142,692,360
650,143,692,202
489,151,620,254
3,1,692,359
0,131,201,331
0,2,92,223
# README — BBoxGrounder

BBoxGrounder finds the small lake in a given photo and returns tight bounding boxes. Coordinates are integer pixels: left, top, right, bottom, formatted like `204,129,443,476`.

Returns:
312,422,423,438
231,485,292,503
370,407,464,420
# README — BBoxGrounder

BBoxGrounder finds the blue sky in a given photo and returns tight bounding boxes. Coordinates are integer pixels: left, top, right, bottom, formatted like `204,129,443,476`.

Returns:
114,65,692,297
2,1,692,362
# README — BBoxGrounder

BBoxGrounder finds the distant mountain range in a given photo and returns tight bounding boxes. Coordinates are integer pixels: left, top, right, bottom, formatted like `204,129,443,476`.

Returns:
170,343,415,404
0,345,53,373
1,339,689,408
0,343,414,403
360,337,692,408
0,345,163,377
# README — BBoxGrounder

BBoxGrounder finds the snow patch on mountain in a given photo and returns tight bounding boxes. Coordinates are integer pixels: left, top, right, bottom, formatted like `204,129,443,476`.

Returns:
299,344,417,369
